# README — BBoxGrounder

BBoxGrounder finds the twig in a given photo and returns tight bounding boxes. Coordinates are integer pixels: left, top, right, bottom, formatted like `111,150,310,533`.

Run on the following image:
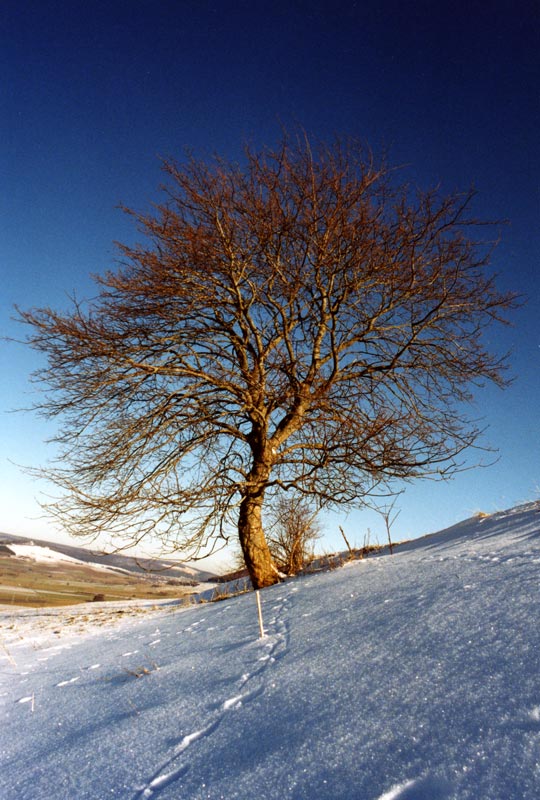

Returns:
0,639,17,667
339,526,354,558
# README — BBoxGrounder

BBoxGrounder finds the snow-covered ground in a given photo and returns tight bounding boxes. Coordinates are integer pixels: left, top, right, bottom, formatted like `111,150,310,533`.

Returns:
1,503,540,799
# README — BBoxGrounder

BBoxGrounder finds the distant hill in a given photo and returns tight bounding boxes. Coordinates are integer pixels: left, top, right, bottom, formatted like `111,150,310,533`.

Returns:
0,532,218,608
0,531,217,583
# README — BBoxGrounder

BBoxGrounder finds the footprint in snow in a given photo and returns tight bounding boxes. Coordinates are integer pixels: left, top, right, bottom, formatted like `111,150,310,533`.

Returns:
135,595,287,798
133,720,221,799
222,686,264,710
134,765,189,799
377,775,453,800
173,719,222,754
222,696,243,710
186,619,205,631
56,676,80,687
520,706,540,730
502,705,540,732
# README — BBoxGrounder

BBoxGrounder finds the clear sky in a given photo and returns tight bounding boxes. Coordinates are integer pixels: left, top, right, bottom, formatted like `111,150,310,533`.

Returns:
1,0,539,566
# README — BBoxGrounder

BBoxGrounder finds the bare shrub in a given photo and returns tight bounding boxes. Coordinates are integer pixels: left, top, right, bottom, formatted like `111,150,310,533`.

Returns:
266,496,322,575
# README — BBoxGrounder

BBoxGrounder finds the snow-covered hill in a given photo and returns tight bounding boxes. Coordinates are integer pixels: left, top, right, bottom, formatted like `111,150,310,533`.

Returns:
1,503,540,799
0,531,216,583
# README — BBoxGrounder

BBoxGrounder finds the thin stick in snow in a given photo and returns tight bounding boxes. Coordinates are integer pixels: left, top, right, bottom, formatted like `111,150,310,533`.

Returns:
255,590,265,639
1,639,17,667
339,526,354,558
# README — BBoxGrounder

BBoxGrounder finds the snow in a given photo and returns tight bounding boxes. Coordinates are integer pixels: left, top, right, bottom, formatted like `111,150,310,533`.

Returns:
1,503,540,799
6,543,132,575
7,543,88,564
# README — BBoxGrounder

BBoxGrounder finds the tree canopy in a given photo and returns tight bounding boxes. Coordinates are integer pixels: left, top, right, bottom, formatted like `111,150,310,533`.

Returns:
20,134,516,587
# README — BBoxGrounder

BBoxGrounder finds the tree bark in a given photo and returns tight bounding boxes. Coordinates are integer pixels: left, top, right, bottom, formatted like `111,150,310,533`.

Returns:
238,491,280,589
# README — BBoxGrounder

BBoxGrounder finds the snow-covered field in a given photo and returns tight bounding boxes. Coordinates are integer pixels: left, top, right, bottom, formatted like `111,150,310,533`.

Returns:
4,543,135,575
1,504,540,799
0,532,216,584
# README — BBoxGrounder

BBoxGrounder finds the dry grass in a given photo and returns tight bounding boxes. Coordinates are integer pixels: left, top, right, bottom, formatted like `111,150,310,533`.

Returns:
124,659,160,679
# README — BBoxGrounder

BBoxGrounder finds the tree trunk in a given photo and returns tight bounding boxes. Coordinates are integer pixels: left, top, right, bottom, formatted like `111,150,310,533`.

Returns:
238,492,280,589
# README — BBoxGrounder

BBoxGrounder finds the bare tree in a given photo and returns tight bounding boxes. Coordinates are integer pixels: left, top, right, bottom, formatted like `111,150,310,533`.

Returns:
18,134,517,588
266,496,322,575
375,497,401,555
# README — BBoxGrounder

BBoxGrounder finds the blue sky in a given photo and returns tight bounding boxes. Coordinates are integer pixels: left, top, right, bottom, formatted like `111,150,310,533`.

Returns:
1,0,539,564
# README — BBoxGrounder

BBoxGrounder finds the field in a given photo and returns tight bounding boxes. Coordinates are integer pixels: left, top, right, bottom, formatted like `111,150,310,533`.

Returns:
0,555,196,607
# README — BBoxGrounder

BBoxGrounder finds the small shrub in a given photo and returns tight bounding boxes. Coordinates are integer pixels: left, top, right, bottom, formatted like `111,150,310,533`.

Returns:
266,496,322,575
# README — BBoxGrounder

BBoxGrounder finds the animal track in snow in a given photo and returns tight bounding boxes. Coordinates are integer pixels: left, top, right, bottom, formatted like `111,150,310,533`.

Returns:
56,676,80,687
184,618,205,633
258,653,271,662
222,686,264,711
134,765,190,799
133,589,292,799
173,719,222,754
222,694,244,710
377,775,453,799
132,719,221,799
517,705,540,730
501,704,540,732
